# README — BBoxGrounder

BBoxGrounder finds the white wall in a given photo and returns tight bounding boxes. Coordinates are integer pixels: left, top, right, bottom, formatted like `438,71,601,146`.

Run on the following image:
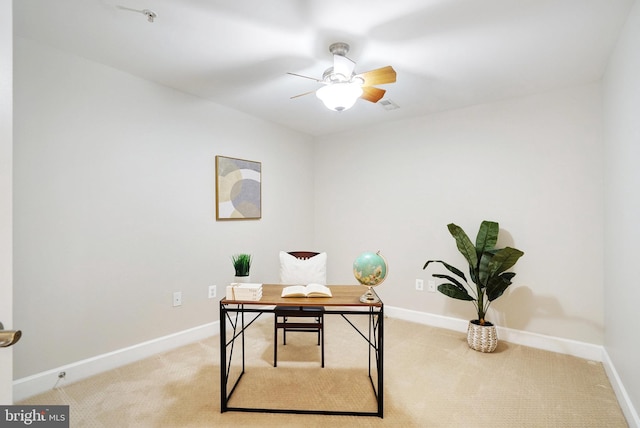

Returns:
603,0,640,419
0,0,14,404
314,83,604,345
13,38,315,378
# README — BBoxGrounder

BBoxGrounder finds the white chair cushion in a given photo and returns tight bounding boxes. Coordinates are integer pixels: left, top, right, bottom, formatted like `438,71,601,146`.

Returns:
279,251,327,285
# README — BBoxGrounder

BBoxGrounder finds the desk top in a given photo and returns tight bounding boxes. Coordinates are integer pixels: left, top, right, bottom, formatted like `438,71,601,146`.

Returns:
221,284,382,307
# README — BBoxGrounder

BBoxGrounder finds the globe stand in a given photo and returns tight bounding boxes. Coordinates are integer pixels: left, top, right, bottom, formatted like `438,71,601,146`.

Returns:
360,286,380,303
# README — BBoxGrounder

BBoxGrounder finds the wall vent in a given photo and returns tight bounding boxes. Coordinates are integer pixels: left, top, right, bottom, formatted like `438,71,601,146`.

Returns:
379,99,400,110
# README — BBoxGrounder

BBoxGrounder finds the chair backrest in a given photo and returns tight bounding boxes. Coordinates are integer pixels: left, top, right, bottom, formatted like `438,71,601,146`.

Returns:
279,251,326,284
288,251,319,260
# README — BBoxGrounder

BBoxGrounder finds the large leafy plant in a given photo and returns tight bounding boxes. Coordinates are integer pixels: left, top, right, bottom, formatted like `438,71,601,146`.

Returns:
423,221,524,325
231,254,252,277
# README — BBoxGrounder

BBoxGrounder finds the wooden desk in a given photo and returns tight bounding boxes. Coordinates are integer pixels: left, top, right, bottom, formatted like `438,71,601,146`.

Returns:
219,284,384,417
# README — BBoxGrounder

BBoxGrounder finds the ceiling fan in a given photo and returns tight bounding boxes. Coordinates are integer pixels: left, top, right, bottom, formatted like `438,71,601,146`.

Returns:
288,42,397,112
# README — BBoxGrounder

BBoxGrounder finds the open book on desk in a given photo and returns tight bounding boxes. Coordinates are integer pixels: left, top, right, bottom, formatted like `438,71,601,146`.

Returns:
281,283,332,298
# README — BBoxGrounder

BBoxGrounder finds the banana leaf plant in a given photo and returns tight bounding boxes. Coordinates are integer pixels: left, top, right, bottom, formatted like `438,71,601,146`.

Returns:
423,221,524,326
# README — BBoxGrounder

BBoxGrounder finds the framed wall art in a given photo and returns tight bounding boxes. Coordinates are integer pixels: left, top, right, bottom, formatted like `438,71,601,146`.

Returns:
215,155,262,220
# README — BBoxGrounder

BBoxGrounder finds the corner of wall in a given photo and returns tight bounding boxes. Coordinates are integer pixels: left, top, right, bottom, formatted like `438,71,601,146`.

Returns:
602,348,640,428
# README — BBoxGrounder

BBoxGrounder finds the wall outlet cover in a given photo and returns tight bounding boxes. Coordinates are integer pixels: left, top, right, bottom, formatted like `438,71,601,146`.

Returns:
173,291,182,307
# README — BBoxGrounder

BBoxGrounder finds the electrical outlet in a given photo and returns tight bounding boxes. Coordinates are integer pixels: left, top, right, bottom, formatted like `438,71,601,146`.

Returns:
173,291,182,307
428,280,436,292
415,279,424,291
208,285,217,299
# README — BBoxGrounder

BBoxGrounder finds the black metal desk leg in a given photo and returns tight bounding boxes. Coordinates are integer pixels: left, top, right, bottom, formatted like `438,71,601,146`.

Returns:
378,305,384,417
220,301,227,412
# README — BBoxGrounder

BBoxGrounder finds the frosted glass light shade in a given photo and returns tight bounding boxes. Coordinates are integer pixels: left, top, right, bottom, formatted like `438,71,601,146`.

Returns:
316,82,363,111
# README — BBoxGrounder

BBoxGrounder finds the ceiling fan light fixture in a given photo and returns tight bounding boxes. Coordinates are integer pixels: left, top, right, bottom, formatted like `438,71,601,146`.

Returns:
316,82,363,112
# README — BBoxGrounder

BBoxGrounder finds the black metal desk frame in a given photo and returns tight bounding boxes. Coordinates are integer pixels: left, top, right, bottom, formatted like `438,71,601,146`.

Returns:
219,287,383,418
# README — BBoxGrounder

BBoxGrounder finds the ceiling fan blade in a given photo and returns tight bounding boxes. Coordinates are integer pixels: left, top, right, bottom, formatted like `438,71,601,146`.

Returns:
361,86,386,103
333,55,356,79
290,90,316,99
358,66,397,86
286,72,322,82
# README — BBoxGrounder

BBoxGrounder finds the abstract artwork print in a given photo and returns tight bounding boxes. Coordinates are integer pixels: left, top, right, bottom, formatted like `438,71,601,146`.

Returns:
215,156,262,220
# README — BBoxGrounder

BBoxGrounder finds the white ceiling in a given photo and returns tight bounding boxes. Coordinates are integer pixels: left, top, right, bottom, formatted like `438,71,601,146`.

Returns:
13,0,635,137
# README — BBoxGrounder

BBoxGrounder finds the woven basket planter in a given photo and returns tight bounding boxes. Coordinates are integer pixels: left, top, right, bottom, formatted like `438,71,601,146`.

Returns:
467,320,498,353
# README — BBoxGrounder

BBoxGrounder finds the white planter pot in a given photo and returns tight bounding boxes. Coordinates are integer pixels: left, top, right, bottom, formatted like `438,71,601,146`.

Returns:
234,275,251,283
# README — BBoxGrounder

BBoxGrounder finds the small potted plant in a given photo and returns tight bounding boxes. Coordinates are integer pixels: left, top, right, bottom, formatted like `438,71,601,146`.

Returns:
231,253,252,283
423,221,524,352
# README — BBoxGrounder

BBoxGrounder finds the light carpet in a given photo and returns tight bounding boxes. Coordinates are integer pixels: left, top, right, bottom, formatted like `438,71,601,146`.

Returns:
18,316,628,427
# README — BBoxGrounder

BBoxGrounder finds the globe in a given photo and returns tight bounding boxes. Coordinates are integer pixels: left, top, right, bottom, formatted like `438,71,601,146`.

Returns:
353,251,388,303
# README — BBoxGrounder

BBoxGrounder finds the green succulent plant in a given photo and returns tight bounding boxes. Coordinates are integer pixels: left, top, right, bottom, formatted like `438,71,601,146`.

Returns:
231,253,252,277
423,221,524,326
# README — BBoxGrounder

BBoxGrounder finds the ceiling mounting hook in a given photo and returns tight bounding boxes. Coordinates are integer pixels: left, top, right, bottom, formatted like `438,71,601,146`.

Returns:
116,6,157,23
142,9,157,23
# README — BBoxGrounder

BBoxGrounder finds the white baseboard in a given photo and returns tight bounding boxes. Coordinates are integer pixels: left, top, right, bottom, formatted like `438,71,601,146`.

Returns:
384,306,470,332
13,321,219,402
602,349,640,428
384,305,604,361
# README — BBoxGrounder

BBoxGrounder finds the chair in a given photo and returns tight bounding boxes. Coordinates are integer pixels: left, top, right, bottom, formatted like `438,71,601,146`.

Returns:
274,251,325,367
